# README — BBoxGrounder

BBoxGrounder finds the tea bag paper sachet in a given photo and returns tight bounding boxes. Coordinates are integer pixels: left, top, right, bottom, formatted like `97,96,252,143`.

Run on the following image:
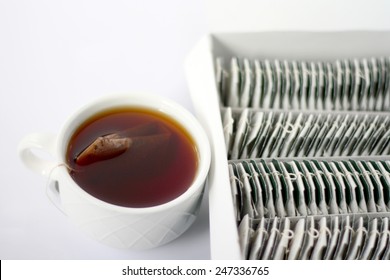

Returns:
75,122,171,166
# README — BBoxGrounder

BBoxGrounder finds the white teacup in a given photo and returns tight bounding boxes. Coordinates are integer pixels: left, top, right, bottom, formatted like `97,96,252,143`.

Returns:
18,94,210,249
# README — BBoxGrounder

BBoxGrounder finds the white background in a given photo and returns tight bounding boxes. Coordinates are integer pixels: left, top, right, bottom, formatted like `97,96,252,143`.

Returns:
0,0,209,259
2,0,390,261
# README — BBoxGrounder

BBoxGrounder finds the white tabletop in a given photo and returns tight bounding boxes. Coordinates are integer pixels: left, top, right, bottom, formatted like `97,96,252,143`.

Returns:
0,0,209,259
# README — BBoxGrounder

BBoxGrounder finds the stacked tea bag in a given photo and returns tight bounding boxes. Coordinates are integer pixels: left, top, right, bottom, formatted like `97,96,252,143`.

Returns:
217,56,390,260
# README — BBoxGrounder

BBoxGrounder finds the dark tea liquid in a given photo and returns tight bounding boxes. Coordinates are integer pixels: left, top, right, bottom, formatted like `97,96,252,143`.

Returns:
66,107,198,208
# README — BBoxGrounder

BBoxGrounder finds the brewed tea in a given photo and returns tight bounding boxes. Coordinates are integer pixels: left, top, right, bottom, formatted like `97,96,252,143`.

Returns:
66,107,198,208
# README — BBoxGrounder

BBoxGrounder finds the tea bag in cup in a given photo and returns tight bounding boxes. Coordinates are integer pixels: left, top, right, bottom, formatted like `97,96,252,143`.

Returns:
75,122,172,169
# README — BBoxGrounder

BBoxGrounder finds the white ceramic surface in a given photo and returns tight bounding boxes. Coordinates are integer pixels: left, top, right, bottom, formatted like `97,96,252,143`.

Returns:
18,94,210,249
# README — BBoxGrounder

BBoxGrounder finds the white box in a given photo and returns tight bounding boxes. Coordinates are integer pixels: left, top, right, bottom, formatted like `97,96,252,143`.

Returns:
185,1,390,260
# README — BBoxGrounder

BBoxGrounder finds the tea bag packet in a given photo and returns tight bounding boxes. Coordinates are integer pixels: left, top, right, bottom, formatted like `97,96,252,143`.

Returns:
359,59,370,111
338,162,360,213
238,214,252,259
273,60,282,109
311,217,330,260
354,161,377,212
261,217,279,260
328,114,349,156
334,215,353,260
334,60,344,110
347,114,367,156
308,62,317,110
222,107,234,154
277,162,298,216
75,122,171,166
291,114,314,157
360,218,379,260
248,218,267,260
263,112,284,158
228,164,241,223
337,115,358,156
369,58,380,110
300,162,319,215
263,60,274,109
367,116,389,154
372,217,389,260
286,161,308,216
248,162,266,218
377,161,390,210
346,217,366,260
279,113,303,158
226,57,241,107
324,63,335,110
328,162,348,214
239,59,254,108
230,109,249,160
242,111,264,158
268,161,287,218
308,114,331,157
258,161,276,218
307,160,328,215
319,115,341,157
281,60,292,110
291,61,301,109
342,160,368,213
237,163,255,219
216,58,227,106
299,216,318,260
301,115,322,157
287,218,305,260
356,115,379,156
318,161,339,214
324,216,341,260
273,217,293,260
253,112,274,158
365,161,387,212
251,60,264,108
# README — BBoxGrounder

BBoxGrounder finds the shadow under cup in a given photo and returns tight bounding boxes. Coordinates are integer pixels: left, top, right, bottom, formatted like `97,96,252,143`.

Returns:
50,95,210,249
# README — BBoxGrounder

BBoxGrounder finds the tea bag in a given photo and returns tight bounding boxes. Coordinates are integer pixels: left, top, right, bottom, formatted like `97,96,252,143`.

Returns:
291,61,301,109
334,215,353,260
238,214,252,259
273,59,282,109
273,217,293,260
248,218,267,260
372,217,389,260
251,60,264,108
75,122,171,166
287,218,305,260
323,216,341,260
242,111,264,158
346,217,366,260
239,59,253,108
263,60,274,109
222,107,234,154
360,218,378,260
227,57,240,107
261,217,279,260
281,60,292,110
311,217,329,260
230,109,249,160
299,216,318,260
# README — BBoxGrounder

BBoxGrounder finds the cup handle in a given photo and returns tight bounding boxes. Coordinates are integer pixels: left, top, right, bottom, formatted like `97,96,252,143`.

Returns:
18,133,60,177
